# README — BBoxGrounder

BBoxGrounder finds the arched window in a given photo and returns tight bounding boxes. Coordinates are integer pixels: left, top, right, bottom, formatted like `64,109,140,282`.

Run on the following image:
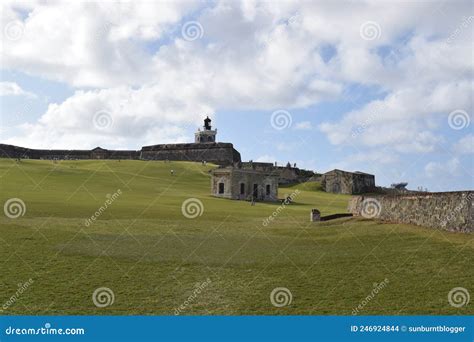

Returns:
266,184,271,196
240,183,245,195
218,182,225,194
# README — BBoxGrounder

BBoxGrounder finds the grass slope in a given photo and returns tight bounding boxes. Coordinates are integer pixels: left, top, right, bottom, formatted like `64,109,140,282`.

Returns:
0,159,472,315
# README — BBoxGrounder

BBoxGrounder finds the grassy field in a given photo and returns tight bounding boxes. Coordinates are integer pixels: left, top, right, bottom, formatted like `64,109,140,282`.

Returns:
0,159,472,315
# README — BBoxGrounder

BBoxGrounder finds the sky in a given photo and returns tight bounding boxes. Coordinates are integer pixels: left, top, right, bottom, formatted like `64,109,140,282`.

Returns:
0,0,472,191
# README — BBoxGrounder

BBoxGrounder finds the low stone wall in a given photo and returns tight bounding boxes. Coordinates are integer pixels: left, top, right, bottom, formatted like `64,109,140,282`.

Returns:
348,191,473,233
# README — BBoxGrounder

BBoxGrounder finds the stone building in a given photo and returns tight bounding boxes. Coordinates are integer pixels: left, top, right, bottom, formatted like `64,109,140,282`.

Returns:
211,167,279,201
239,161,315,185
321,169,375,194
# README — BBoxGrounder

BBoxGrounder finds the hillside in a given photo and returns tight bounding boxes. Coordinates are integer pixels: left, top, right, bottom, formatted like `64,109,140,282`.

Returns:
0,159,472,315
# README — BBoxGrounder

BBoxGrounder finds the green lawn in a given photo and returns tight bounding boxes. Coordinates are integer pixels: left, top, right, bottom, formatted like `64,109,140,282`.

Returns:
0,159,472,315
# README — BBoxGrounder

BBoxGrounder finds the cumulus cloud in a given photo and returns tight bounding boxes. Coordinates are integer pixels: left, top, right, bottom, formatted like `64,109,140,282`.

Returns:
0,82,36,98
453,134,474,155
1,0,472,158
294,121,313,130
425,158,460,178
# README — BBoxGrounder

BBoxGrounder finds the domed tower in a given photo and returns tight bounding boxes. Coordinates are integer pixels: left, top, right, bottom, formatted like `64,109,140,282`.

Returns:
195,116,217,143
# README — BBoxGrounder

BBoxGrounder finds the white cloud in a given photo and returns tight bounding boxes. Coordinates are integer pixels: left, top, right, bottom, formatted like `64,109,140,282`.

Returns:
254,155,277,163
453,134,474,155
4,86,210,149
1,0,472,158
0,82,36,98
294,121,313,130
425,158,460,178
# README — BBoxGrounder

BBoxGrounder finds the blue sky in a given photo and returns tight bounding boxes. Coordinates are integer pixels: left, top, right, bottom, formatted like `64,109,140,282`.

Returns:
0,1,472,191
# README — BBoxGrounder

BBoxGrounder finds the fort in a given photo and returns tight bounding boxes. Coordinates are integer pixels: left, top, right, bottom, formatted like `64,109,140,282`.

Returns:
1,116,472,232
0,117,240,165
0,117,315,188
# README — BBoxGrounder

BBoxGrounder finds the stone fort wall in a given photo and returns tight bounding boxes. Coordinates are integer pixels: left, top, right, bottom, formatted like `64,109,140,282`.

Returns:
140,143,240,165
0,142,241,165
348,191,473,233
0,144,140,160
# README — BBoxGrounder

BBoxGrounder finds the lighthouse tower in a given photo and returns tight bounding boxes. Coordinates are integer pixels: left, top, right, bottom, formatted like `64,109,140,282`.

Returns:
195,116,217,143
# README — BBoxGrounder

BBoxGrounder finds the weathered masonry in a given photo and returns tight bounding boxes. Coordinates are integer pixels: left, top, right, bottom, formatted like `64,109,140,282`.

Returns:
348,191,473,233
140,142,240,165
0,144,140,160
322,169,375,194
211,167,279,201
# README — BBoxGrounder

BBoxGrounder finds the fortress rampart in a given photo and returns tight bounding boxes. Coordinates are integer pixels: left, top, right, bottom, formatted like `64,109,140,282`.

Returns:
348,191,473,233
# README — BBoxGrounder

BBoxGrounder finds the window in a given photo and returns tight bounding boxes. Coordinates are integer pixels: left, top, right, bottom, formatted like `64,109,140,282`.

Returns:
218,182,225,194
253,184,258,198
240,183,245,195
266,184,271,196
